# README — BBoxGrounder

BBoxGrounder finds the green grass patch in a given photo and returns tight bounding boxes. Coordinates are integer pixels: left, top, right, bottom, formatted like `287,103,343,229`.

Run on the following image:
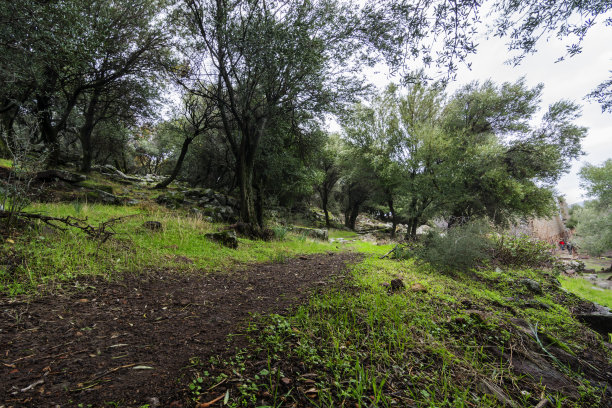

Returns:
0,202,342,295
0,158,13,168
196,251,610,407
329,228,360,239
560,276,612,309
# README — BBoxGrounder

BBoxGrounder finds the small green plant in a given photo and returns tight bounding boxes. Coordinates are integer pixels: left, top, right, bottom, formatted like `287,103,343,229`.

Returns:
272,225,288,240
188,376,205,400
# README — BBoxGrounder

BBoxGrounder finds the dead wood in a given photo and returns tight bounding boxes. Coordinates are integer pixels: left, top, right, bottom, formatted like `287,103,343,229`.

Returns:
0,210,135,242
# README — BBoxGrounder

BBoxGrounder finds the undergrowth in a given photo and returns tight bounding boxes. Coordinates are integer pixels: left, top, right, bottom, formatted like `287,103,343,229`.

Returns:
191,244,612,407
0,202,343,295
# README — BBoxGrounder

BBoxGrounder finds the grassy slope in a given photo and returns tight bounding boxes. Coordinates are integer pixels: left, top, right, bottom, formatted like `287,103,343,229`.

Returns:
560,276,612,309
0,202,340,295
2,194,611,407
194,244,612,408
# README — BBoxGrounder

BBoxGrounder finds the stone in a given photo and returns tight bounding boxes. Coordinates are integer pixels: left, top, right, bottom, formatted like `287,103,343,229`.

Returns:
519,278,542,294
576,313,612,338
205,230,238,249
143,221,163,231
410,283,427,292
86,189,122,205
293,227,329,241
390,278,405,292
35,169,86,183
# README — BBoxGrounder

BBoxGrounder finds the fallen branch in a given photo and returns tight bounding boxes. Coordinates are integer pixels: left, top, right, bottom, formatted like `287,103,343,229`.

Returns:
380,245,398,259
0,210,136,242
196,393,225,408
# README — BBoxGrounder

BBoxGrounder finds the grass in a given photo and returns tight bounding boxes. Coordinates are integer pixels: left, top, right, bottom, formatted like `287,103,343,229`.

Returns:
191,248,611,408
0,158,13,168
3,195,611,406
329,229,360,239
0,202,343,295
559,275,612,309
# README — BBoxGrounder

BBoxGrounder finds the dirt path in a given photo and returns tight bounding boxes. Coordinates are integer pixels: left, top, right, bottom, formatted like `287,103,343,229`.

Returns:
0,252,359,407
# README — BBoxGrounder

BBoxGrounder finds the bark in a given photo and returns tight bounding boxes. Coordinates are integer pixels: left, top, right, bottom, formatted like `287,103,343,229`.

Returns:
406,217,418,239
79,89,101,172
322,191,330,228
237,144,257,228
155,136,194,189
254,177,264,228
347,203,360,230
388,196,397,238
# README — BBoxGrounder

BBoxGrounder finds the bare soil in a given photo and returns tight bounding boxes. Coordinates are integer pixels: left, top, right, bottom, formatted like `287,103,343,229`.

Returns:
0,252,360,407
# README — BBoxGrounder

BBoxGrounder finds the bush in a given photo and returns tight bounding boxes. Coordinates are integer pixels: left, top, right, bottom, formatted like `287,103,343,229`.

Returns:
491,234,555,268
272,225,289,240
415,220,493,271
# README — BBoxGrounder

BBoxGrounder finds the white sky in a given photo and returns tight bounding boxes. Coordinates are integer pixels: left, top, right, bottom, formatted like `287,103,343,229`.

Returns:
359,17,611,205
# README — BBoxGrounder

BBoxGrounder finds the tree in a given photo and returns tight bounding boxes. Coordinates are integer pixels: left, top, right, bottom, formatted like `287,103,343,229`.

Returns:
573,160,612,265
0,0,172,168
155,92,218,188
441,79,587,226
341,83,447,237
314,135,344,228
185,0,362,229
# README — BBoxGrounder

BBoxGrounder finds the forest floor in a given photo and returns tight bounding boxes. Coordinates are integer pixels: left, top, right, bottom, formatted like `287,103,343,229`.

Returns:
1,170,611,407
0,252,360,407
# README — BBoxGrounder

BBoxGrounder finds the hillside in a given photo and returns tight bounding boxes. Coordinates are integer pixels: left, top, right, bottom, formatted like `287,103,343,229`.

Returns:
0,171,611,407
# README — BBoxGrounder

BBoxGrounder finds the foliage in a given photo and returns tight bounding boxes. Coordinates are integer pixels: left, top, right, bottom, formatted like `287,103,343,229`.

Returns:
194,243,609,407
579,159,612,207
441,79,586,225
491,234,556,268
416,219,494,271
573,160,612,257
572,201,612,257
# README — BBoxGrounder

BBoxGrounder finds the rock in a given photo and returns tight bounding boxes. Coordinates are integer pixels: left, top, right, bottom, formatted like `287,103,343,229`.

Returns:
519,278,542,295
205,230,238,249
576,313,612,337
390,278,405,292
143,221,162,231
35,169,86,183
86,189,122,205
293,227,329,241
410,283,427,292
148,397,161,408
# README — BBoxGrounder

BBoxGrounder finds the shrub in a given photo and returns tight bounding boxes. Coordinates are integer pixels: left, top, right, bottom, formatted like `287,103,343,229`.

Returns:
491,234,555,268
272,225,289,240
415,219,494,271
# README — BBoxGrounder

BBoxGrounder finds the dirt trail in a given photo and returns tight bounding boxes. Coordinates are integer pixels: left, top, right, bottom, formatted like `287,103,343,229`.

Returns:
0,252,359,407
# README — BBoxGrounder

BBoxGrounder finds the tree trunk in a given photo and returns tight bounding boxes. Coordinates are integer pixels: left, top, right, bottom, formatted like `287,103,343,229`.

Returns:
388,196,397,238
254,176,264,228
155,136,194,189
321,189,330,228
348,203,359,230
406,217,419,240
237,147,257,228
79,89,101,173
